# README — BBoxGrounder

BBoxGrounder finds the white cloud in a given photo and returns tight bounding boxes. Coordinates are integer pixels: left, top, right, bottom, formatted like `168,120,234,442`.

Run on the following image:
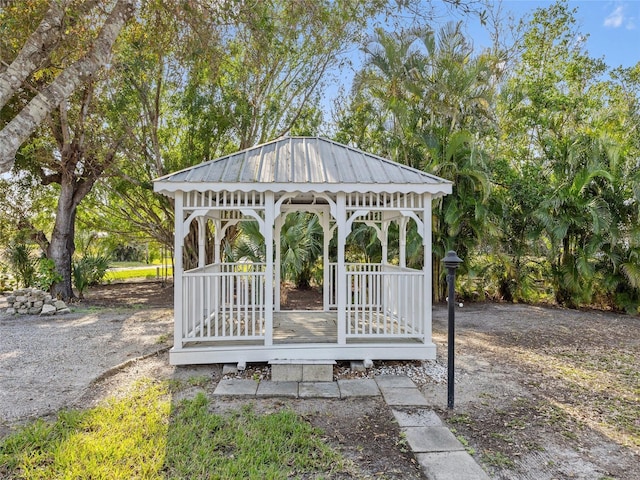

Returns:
604,5,625,28
625,18,636,30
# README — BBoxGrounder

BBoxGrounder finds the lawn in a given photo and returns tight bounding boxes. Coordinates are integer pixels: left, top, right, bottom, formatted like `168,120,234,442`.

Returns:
105,266,173,282
0,380,345,480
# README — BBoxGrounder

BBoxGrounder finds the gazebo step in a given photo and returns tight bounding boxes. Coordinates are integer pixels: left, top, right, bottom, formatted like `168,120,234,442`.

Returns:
269,359,336,382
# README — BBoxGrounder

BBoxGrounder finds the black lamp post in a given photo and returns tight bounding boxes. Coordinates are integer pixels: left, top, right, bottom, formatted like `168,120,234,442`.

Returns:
443,250,463,410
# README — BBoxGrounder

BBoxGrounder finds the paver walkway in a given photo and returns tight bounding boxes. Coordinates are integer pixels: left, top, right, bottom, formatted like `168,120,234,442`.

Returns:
214,374,490,480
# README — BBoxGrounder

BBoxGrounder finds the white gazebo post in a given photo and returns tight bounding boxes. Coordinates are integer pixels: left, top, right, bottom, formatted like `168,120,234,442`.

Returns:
399,216,408,268
197,216,206,268
263,191,275,346
274,214,283,311
336,192,347,345
381,219,390,265
423,193,433,345
213,219,222,264
173,192,184,352
320,209,332,312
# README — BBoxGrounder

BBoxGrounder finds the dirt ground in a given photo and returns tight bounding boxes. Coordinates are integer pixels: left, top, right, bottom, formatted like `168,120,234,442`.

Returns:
1,282,639,479
430,303,639,480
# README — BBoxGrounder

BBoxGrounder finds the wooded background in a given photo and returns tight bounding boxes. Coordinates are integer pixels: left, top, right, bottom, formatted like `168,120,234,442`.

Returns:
1,0,639,312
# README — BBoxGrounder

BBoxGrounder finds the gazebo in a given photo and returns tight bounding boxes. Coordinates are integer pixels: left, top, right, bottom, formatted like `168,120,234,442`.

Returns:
154,136,452,365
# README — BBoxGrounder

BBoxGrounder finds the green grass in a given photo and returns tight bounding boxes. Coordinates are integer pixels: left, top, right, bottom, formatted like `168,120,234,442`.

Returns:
482,451,516,469
0,381,170,479
105,267,173,282
109,261,171,268
447,413,474,426
109,261,152,268
0,381,345,479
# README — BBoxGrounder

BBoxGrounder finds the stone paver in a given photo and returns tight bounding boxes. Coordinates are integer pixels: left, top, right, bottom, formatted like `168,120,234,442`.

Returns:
380,387,429,407
416,452,491,480
299,381,340,398
212,374,490,480
337,379,380,398
392,408,443,428
256,381,298,398
404,426,465,453
213,379,259,396
376,376,489,478
374,374,416,389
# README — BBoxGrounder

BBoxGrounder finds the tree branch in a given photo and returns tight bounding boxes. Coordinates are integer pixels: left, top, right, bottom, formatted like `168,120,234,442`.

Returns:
0,0,102,109
0,0,135,174
0,1,70,109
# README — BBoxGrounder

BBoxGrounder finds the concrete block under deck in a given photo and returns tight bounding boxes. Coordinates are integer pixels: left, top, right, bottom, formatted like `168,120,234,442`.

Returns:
270,363,302,382
270,359,335,382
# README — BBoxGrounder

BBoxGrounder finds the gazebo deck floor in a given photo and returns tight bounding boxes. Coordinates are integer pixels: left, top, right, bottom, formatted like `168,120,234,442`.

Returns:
274,311,337,343
182,311,423,348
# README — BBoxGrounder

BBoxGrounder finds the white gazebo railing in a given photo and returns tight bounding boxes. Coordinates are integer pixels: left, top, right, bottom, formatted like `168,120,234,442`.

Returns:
330,263,426,340
180,261,425,345
347,266,425,339
328,263,383,309
182,263,266,342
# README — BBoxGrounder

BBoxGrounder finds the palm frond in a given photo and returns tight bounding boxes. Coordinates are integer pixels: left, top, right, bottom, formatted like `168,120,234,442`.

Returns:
621,262,640,289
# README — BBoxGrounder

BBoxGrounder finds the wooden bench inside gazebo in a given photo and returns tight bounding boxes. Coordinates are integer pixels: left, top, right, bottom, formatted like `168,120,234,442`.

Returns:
154,136,452,365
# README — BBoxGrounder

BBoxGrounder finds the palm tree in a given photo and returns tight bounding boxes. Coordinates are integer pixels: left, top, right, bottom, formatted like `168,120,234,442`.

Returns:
230,212,323,289
353,27,429,168
416,21,496,135
428,130,492,301
583,136,640,311
415,23,497,301
534,136,614,307
339,22,499,301
280,213,323,289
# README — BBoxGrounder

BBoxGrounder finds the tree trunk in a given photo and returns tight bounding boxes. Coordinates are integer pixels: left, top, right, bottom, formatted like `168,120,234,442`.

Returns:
47,176,78,300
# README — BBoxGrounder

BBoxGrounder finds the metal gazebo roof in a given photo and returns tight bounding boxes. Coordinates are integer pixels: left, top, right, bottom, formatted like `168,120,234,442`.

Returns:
154,136,452,196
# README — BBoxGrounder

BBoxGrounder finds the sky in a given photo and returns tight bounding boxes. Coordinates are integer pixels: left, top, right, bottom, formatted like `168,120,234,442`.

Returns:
468,0,640,69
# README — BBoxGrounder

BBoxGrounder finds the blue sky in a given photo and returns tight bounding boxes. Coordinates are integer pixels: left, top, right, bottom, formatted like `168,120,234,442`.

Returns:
470,1,640,69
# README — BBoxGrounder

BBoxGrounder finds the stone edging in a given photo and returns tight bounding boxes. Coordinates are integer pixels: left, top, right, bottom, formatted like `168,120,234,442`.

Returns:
4,288,69,316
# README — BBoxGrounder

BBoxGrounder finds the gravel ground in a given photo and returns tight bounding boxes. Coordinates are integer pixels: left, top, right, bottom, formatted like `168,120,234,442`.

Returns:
0,302,172,428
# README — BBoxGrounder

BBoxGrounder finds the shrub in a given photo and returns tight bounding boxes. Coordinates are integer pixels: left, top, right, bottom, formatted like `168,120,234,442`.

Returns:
73,255,110,298
0,262,12,291
4,242,36,288
110,244,145,262
35,258,62,291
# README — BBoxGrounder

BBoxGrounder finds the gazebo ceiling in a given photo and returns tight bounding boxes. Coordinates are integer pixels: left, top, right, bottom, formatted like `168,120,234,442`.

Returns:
154,136,452,197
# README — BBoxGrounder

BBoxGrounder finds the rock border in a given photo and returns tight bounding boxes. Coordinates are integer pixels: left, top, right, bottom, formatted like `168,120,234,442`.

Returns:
4,288,70,316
